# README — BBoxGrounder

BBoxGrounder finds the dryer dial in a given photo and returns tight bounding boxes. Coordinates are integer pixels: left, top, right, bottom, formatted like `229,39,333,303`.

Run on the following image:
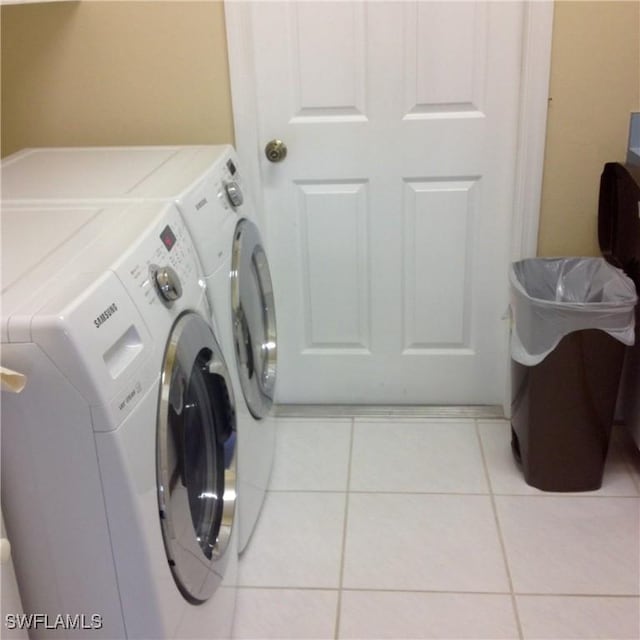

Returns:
152,265,183,305
225,181,244,208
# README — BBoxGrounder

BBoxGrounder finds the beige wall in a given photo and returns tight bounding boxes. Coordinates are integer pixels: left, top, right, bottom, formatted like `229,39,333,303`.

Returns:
538,0,640,256
1,1,639,257
1,0,234,156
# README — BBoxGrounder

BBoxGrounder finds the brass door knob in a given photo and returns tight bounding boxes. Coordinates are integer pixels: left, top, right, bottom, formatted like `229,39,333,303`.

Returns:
265,139,287,163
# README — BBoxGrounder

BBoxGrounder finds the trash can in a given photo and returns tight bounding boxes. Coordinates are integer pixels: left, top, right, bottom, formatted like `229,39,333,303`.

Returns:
510,257,637,491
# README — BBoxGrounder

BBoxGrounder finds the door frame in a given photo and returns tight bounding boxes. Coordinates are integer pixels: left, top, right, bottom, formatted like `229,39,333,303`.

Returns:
225,0,555,413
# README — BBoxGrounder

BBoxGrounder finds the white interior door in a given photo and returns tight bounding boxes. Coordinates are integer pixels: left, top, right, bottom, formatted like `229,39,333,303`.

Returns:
226,1,552,405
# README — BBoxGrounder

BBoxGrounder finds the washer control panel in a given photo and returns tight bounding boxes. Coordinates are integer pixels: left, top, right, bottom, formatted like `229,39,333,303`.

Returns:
119,206,202,314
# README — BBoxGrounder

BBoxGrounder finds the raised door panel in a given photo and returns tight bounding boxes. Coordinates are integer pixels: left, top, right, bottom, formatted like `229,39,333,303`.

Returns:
289,2,367,121
404,2,487,117
403,178,479,351
296,181,371,352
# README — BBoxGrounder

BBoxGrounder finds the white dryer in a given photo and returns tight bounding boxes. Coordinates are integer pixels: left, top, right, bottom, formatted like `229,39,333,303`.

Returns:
1,201,238,638
1,146,277,552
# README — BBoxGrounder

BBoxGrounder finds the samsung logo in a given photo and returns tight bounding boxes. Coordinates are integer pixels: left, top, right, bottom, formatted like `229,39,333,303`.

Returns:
195,198,208,211
94,303,118,328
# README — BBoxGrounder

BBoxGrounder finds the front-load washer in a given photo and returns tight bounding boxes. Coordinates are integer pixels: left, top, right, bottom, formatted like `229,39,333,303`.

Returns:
1,201,238,638
2,145,277,552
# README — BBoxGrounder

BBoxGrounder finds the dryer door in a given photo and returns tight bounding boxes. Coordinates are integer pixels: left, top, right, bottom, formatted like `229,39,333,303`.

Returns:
157,312,237,604
231,218,277,418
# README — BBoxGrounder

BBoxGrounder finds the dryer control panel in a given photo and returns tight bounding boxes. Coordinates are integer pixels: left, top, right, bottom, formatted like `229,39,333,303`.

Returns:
173,150,242,276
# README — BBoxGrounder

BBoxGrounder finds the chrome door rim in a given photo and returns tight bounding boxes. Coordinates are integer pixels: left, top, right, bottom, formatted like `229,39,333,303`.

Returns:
157,311,237,603
230,218,277,418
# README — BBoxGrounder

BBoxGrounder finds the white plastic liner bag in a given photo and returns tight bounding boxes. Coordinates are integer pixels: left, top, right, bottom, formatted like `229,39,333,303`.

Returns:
510,257,637,366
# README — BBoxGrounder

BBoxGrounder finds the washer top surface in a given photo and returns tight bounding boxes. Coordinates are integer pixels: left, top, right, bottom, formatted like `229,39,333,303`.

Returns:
2,200,200,322
1,145,231,201
1,144,246,277
2,205,97,292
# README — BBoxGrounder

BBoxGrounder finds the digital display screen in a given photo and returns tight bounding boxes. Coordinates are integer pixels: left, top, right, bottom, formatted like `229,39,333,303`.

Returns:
160,225,177,252
227,159,237,176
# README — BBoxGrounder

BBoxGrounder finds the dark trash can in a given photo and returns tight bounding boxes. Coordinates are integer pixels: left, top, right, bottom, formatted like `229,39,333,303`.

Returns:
509,257,637,491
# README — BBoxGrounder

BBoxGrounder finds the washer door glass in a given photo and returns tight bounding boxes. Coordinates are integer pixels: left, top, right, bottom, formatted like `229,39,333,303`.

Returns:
157,312,236,604
231,219,277,418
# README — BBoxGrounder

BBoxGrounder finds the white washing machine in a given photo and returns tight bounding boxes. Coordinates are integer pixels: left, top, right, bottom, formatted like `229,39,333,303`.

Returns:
1,201,238,638
1,145,277,552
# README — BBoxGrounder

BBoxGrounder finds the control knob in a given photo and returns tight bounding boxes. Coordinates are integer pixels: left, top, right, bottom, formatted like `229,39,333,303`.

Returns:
225,181,244,208
152,265,183,305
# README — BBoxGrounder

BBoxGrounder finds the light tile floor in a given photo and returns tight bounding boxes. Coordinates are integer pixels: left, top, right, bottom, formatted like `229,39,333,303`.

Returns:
232,417,640,639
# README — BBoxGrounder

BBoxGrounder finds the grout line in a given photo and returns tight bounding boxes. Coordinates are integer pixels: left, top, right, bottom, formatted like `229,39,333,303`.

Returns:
475,419,525,640
334,417,355,640
235,584,640,598
475,419,496,496
346,488,491,496
339,588,640,598
489,493,640,500
267,488,492,496
235,585,340,592
506,592,640,599
266,487,640,499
